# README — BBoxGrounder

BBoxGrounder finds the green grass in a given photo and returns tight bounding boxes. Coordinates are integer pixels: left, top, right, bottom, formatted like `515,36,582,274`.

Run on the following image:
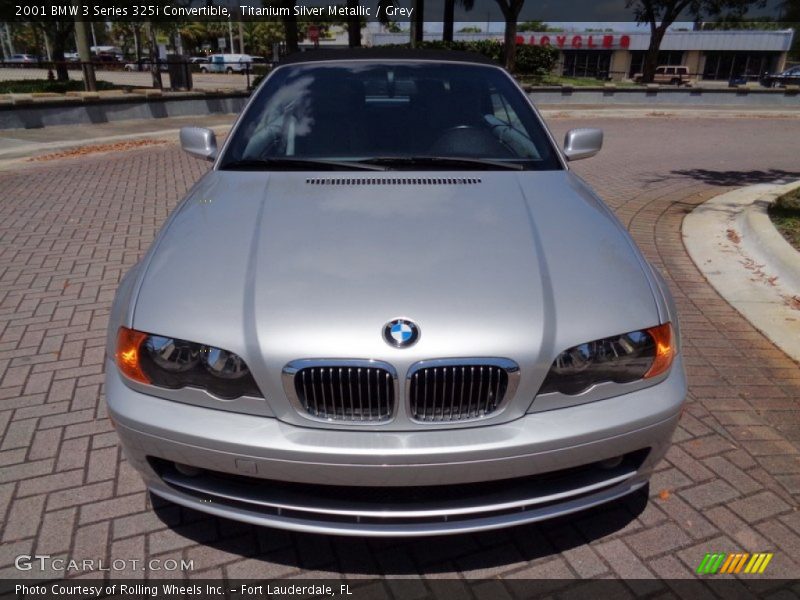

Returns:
518,75,639,87
769,187,800,252
0,79,118,94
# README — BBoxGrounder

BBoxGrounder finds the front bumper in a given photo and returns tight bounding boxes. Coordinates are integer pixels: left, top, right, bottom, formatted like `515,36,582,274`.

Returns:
106,356,686,536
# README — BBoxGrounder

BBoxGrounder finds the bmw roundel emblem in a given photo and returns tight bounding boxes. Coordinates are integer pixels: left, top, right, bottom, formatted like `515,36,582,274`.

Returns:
383,318,420,348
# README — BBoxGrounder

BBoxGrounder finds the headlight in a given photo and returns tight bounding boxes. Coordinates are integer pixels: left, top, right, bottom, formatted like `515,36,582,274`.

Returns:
115,327,262,399
537,323,674,396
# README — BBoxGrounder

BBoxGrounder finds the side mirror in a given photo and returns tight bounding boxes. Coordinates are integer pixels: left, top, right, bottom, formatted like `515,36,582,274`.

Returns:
563,128,603,161
180,127,217,161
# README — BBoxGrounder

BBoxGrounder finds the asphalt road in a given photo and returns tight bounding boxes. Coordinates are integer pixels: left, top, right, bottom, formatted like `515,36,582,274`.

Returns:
0,114,799,587
0,66,251,90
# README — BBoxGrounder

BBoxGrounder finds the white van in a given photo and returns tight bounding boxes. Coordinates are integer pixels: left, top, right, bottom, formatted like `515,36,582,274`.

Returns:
200,54,253,74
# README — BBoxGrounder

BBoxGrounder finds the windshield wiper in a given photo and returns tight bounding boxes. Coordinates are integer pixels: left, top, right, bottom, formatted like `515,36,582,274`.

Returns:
221,158,388,171
356,156,524,171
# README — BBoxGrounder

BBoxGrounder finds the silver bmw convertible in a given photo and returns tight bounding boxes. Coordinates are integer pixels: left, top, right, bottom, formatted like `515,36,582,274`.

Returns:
105,50,686,536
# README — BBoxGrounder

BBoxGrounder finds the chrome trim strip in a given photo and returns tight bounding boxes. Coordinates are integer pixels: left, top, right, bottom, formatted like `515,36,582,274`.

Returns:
161,468,635,519
282,359,398,425
151,479,648,537
405,358,521,424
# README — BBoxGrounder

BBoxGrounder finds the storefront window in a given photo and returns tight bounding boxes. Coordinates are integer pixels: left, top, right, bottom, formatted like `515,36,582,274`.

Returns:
628,51,685,78
702,52,780,80
562,51,612,79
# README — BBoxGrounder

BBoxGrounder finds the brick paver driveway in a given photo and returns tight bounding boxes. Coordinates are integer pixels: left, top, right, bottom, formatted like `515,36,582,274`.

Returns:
1,115,799,583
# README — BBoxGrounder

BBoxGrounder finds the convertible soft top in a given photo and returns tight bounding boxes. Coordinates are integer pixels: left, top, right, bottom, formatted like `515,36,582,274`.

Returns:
277,48,498,66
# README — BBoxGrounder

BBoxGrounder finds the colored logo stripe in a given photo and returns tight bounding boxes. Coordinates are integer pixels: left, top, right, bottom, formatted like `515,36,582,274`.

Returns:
697,553,726,574
744,553,773,574
720,553,749,574
697,552,773,575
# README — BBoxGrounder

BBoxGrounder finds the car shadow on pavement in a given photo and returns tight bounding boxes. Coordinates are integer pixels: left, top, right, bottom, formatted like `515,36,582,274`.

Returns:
151,486,649,575
647,168,800,188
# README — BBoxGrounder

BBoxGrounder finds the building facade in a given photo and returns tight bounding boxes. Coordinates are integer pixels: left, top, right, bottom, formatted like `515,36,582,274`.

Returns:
371,29,795,81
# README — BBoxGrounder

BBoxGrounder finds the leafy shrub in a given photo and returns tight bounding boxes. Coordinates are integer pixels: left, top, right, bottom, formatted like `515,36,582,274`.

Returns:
768,187,800,251
250,64,271,89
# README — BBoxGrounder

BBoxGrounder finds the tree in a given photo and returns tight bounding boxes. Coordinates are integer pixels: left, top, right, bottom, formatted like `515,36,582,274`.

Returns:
38,21,74,81
283,13,299,53
443,0,475,42
494,0,525,71
276,0,299,53
111,22,145,60
627,0,767,83
782,0,800,59
242,21,285,57
517,20,551,31
346,0,362,47
411,0,424,45
4,20,74,80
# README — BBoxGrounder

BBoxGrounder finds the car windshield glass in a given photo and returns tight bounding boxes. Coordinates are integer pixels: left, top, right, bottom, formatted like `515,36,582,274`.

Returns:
220,61,562,171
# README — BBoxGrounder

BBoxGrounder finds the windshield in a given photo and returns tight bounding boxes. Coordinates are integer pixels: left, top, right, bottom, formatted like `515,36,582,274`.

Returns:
220,61,562,171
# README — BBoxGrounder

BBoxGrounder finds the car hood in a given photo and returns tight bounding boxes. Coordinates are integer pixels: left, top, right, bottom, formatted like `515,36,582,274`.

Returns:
131,170,660,425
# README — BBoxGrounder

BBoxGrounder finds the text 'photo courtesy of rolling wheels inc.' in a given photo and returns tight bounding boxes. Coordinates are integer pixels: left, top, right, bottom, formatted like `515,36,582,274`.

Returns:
1,0,799,598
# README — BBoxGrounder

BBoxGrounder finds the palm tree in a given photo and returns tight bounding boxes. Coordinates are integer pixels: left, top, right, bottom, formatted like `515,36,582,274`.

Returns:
443,0,475,42
346,0,362,47
494,0,525,71
376,0,397,25
411,0,425,45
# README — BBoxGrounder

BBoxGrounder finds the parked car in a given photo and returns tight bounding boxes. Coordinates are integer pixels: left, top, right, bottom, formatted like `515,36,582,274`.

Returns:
200,53,253,74
63,52,80,63
106,50,687,537
188,55,209,64
94,52,123,66
6,54,39,66
760,66,800,88
633,65,691,86
728,73,750,87
124,58,168,72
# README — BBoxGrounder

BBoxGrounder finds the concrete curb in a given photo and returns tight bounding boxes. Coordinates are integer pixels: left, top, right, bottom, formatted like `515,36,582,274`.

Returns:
739,195,800,292
682,181,800,363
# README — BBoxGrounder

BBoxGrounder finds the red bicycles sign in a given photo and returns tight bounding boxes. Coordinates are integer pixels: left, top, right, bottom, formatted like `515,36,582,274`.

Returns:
517,34,632,50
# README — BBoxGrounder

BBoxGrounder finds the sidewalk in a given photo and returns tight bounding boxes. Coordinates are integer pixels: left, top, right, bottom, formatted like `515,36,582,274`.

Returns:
0,114,236,163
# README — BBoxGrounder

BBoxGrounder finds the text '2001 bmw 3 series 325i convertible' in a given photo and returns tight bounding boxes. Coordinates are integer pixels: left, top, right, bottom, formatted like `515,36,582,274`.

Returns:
105,50,687,536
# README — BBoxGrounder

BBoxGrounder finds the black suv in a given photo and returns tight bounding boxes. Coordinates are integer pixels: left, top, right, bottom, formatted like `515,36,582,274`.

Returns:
760,66,800,88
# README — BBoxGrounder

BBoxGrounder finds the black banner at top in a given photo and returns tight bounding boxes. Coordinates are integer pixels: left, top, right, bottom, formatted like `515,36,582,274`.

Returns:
2,0,792,23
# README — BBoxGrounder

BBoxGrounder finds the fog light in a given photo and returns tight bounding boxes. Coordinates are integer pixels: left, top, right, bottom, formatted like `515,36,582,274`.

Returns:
598,456,623,470
174,463,201,477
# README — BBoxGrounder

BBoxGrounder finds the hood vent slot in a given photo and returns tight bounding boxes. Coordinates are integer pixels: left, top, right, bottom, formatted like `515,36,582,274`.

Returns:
306,177,482,186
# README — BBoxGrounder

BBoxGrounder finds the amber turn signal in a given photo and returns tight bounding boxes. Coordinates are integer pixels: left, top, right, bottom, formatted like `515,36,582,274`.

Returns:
643,323,674,379
115,327,150,384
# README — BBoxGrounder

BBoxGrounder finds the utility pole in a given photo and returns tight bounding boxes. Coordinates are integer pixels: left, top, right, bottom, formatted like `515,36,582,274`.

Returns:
73,2,97,91
238,21,245,53
227,19,234,55
43,31,52,61
3,23,15,56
